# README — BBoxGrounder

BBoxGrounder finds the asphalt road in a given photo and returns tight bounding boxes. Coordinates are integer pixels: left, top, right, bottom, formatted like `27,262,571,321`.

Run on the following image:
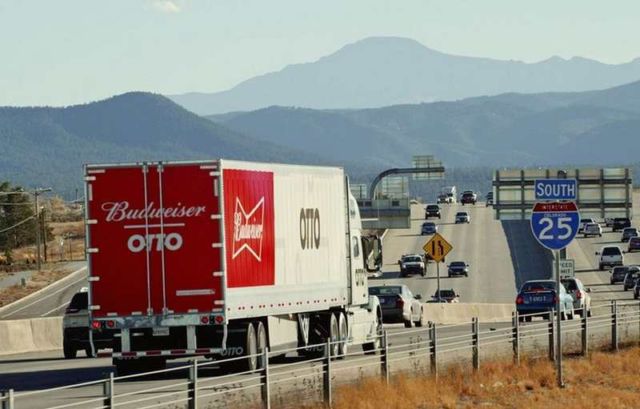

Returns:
371,201,553,303
0,262,88,320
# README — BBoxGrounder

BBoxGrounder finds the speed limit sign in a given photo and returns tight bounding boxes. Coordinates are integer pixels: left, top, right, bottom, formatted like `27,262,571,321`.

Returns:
530,201,580,251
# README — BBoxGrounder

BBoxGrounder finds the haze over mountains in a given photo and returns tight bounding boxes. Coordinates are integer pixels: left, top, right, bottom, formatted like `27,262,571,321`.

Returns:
170,37,640,115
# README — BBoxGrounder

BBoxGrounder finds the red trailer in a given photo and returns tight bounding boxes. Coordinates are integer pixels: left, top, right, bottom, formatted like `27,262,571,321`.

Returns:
85,160,382,374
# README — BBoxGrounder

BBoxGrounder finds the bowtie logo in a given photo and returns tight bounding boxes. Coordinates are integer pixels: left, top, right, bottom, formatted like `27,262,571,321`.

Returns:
232,197,265,261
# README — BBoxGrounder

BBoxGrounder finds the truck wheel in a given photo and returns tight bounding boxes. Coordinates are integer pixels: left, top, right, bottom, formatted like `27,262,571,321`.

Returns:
255,321,268,369
63,341,77,359
414,307,425,327
403,319,413,328
328,313,340,358
242,322,259,372
337,312,348,359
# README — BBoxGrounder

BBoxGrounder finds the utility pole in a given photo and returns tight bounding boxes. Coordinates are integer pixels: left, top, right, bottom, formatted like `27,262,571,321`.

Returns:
33,188,52,271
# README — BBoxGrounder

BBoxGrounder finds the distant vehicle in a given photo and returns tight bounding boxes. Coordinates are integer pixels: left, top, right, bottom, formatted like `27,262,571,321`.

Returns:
421,221,437,235
485,192,494,207
516,280,574,321
440,186,457,204
621,227,639,242
447,261,469,277
455,211,471,224
425,204,441,219
623,270,640,291
613,217,631,232
583,222,602,238
433,289,460,303
628,237,640,252
460,191,477,205
398,254,426,277
560,277,591,318
578,218,595,234
610,266,639,285
63,289,113,359
596,246,624,270
369,285,423,328
437,194,449,204
604,218,614,227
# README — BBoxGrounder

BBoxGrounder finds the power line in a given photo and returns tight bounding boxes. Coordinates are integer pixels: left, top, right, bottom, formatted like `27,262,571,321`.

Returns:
0,215,35,234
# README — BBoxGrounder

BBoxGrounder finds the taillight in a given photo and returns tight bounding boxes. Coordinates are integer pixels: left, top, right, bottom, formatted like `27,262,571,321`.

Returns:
106,320,115,328
91,321,101,329
576,291,582,299
396,298,405,308
200,316,210,325
214,315,224,324
516,295,524,305
553,295,559,304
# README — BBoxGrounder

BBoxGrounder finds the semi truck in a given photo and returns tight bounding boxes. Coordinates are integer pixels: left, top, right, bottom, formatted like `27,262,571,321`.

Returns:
84,159,383,374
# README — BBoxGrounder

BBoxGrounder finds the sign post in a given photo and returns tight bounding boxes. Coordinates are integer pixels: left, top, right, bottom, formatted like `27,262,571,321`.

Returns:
423,233,453,302
531,179,579,388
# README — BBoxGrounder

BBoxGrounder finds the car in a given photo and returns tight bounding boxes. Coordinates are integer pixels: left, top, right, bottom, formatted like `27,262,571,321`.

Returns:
516,280,574,321
437,194,449,204
610,265,639,284
425,204,441,219
578,218,595,234
447,261,469,277
461,191,477,205
623,270,640,291
369,285,423,328
455,211,470,224
583,222,602,237
604,217,615,227
433,289,460,303
398,254,426,277
421,221,437,235
560,277,592,317
613,217,631,232
621,227,639,242
485,192,494,207
596,246,624,270
63,288,113,359
628,237,640,252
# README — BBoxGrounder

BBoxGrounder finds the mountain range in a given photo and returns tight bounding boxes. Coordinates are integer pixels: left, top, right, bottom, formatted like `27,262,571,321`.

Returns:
209,80,640,169
169,37,640,115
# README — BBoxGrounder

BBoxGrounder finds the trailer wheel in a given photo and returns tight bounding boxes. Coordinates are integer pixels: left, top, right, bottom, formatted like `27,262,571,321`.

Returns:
255,321,268,369
337,312,348,359
242,322,259,372
329,313,340,358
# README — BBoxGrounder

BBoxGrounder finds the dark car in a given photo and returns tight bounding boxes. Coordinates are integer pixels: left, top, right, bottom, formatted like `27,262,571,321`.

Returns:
515,280,574,321
460,191,477,205
425,204,441,219
623,270,640,291
63,290,113,359
621,227,639,242
447,261,469,277
369,285,423,328
421,221,437,235
433,289,460,303
613,218,631,232
628,237,640,252
610,265,639,285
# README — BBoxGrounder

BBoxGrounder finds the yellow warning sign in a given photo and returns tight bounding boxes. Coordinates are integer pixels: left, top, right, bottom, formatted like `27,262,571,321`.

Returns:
423,232,453,263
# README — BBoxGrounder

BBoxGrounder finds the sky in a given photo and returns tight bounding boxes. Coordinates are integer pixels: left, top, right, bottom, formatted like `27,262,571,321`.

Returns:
1,0,639,107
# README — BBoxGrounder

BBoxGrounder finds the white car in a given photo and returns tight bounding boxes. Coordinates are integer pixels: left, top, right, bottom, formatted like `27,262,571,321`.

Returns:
596,246,624,270
398,254,426,277
561,277,592,317
455,211,470,224
578,218,596,233
583,222,602,237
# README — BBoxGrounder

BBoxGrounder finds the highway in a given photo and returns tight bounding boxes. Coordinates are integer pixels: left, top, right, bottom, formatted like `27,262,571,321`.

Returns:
0,262,88,320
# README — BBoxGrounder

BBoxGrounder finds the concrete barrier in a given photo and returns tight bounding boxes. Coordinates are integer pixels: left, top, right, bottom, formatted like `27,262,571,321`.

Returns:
421,303,515,325
0,317,62,355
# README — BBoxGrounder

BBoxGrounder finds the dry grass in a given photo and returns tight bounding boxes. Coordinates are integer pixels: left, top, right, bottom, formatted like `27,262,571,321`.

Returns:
307,347,640,409
0,265,76,307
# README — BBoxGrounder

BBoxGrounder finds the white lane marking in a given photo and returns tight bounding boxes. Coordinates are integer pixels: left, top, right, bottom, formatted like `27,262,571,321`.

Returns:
1,267,87,318
41,301,70,317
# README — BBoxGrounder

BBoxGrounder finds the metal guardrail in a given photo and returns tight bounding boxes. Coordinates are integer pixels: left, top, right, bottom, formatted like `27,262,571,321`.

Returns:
3,300,640,409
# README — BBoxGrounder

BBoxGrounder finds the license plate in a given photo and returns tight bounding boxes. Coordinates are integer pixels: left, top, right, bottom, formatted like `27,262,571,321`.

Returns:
531,296,546,303
152,327,170,337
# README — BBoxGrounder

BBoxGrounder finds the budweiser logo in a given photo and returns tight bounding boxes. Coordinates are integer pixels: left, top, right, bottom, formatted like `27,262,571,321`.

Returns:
232,197,264,261
101,201,206,222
